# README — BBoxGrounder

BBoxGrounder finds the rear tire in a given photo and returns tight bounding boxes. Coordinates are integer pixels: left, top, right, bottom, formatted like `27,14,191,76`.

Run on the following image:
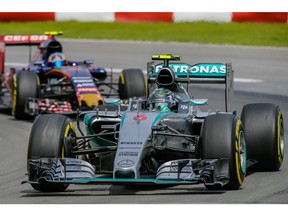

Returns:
241,103,284,171
200,113,246,190
27,114,76,192
118,69,146,99
12,71,39,120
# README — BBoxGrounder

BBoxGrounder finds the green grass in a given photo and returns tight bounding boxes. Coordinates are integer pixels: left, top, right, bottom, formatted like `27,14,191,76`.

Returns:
0,21,287,47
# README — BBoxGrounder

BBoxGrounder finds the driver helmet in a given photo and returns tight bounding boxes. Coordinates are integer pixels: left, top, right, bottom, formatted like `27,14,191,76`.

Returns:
48,52,67,67
148,88,177,112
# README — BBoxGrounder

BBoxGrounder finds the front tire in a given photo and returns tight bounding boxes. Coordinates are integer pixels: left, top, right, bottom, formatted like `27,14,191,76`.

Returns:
27,114,76,192
118,69,146,100
12,71,39,120
241,103,284,171
200,113,246,190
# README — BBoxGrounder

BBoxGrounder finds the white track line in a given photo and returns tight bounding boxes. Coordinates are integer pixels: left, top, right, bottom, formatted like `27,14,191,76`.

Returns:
234,78,263,83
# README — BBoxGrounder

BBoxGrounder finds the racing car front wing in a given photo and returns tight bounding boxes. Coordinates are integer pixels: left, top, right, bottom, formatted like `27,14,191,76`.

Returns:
25,157,230,187
25,98,73,115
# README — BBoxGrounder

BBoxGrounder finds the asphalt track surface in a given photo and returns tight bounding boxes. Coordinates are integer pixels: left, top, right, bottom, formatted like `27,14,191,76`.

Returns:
0,40,288,206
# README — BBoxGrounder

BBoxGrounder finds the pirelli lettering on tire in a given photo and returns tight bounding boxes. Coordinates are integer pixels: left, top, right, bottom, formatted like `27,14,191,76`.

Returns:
235,119,246,186
12,74,17,116
277,111,284,165
119,73,125,85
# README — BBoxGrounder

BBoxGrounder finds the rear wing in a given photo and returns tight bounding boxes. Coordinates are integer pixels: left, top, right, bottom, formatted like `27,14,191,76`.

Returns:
147,54,234,112
0,33,56,75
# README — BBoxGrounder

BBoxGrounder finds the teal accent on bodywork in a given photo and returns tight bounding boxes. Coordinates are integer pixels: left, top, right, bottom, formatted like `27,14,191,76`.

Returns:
152,112,171,126
83,112,117,147
104,98,121,105
83,113,97,147
46,177,199,185
153,63,226,77
190,99,208,106
84,113,93,126
120,112,126,128
158,104,171,112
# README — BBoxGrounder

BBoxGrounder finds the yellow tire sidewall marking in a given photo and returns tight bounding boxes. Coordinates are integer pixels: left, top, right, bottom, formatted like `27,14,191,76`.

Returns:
277,112,283,165
235,119,243,186
12,74,17,116
37,75,40,86
62,122,75,187
119,73,125,85
62,122,76,158
145,76,148,97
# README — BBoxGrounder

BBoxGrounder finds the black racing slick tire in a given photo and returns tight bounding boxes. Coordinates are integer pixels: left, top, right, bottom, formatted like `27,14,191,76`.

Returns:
12,71,39,120
241,103,284,171
200,113,246,190
27,114,76,192
118,69,146,100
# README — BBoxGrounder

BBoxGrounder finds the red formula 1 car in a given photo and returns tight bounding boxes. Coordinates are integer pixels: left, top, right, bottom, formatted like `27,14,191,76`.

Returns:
0,32,146,119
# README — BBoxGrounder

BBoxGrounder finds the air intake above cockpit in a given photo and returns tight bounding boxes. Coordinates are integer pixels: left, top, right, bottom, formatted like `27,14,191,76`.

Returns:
155,67,175,86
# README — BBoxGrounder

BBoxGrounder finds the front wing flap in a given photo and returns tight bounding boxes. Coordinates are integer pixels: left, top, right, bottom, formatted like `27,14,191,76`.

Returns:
156,159,229,187
26,158,229,187
25,97,74,115
27,158,95,183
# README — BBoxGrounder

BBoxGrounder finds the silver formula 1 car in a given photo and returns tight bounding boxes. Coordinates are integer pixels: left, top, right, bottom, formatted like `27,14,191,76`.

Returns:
25,54,285,192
